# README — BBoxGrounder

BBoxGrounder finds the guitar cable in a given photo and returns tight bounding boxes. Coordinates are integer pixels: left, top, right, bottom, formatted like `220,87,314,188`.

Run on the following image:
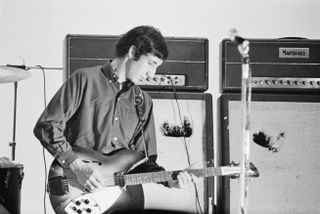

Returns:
169,78,203,214
37,65,48,214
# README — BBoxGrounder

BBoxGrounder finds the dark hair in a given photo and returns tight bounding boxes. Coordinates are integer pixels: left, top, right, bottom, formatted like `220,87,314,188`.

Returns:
115,25,168,60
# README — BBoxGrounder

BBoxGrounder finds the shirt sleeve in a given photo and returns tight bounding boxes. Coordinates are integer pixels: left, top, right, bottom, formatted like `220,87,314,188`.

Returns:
33,70,85,168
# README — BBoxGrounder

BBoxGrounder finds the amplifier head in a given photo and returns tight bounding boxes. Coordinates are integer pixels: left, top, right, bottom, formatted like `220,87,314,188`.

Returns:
220,38,320,93
64,34,209,92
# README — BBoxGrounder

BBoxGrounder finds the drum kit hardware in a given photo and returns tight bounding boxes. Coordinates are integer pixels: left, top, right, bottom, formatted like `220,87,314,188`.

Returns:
0,64,32,161
1,64,30,214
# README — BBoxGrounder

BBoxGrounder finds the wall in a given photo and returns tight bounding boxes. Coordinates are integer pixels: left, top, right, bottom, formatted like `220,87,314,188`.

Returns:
0,0,319,213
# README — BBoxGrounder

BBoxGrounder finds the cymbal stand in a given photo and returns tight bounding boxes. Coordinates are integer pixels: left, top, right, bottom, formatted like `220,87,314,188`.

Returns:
9,81,18,161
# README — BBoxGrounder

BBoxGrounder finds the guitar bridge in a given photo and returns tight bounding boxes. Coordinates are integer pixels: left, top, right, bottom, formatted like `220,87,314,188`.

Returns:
48,176,69,196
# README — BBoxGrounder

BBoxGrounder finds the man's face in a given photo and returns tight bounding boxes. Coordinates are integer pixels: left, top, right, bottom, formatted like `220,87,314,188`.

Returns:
126,53,163,84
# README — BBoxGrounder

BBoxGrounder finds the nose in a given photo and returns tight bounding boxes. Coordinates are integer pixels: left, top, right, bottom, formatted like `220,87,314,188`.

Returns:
147,67,157,79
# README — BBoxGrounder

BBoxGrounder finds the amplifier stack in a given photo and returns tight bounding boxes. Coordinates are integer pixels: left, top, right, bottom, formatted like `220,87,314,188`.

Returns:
217,38,320,214
63,34,213,213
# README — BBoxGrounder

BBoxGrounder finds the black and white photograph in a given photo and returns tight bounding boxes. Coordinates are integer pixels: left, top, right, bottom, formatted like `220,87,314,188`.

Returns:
0,0,319,213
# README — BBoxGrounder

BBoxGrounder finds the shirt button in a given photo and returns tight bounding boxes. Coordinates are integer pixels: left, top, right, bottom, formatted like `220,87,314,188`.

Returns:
113,137,118,141
109,80,112,83
61,160,65,164
115,117,119,121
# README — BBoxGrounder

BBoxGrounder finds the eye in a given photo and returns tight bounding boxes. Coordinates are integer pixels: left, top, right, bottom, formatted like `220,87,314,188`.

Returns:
148,61,155,66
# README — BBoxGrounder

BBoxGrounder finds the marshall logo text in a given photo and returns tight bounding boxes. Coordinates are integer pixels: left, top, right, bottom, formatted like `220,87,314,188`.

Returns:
279,48,309,58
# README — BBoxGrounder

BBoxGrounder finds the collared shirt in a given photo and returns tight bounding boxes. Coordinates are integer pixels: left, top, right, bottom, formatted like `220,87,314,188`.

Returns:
33,61,159,169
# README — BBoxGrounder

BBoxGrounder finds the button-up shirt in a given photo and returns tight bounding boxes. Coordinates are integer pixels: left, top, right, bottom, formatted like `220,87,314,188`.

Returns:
33,62,160,170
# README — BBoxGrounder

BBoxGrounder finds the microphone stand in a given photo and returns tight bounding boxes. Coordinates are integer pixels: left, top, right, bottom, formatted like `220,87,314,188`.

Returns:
238,40,252,214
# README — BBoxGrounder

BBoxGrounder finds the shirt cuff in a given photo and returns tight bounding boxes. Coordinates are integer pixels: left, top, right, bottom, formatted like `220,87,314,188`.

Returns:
55,150,78,168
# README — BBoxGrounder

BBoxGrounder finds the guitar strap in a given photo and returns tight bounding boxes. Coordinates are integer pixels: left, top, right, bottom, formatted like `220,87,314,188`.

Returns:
128,86,149,161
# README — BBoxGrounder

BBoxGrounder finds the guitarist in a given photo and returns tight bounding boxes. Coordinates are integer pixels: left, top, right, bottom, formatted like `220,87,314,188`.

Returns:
33,25,194,212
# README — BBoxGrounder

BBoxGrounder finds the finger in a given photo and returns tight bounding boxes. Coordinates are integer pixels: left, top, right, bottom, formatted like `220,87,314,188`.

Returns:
85,183,94,192
95,173,106,186
90,177,104,189
178,172,190,187
190,174,198,183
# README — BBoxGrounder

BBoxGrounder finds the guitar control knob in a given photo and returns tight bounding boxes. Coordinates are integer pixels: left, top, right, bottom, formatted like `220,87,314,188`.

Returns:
72,206,77,211
75,200,81,206
77,209,83,214
84,199,90,204
86,208,92,213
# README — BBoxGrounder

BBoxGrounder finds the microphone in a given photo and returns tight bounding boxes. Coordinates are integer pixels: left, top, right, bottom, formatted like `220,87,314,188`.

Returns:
229,28,250,57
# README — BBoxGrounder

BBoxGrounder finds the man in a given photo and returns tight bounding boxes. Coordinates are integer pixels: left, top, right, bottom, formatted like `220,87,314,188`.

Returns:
34,25,193,212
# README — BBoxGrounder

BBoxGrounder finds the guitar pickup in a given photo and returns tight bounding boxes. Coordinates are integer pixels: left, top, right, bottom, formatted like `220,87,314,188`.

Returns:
48,176,69,196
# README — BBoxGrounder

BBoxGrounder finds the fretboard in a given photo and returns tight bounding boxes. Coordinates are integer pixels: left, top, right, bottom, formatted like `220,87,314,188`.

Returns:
114,167,222,186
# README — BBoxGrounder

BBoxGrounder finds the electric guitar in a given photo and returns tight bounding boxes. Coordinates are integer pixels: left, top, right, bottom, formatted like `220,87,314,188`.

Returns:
48,147,259,214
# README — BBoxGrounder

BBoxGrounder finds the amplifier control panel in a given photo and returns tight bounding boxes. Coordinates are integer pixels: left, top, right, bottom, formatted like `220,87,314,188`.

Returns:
251,77,320,89
137,74,185,86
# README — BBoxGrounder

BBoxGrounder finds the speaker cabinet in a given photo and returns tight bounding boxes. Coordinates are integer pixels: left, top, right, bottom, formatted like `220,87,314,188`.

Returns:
142,92,213,213
217,93,320,214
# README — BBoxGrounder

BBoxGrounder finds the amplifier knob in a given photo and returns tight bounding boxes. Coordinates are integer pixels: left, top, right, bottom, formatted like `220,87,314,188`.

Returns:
310,81,315,85
294,80,301,85
272,80,277,84
286,80,292,85
302,81,308,85
317,81,320,85
265,80,271,84
279,80,284,85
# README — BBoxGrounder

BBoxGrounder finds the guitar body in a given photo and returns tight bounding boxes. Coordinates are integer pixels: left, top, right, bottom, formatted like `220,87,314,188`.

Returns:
48,147,145,214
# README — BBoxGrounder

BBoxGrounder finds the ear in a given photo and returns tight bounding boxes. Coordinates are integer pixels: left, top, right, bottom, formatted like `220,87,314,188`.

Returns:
128,45,136,59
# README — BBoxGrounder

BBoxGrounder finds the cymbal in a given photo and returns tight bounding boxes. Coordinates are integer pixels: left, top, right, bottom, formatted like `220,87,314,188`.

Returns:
0,65,31,83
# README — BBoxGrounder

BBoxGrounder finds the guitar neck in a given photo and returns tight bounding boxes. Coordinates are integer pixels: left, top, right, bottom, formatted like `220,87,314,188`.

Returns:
116,167,224,186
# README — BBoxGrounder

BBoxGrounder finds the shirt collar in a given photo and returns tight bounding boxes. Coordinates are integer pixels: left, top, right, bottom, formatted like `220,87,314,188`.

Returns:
101,61,118,82
101,61,134,89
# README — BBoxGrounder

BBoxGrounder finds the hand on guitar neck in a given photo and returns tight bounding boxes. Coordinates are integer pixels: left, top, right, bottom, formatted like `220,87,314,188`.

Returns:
168,171,197,189
69,158,105,192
